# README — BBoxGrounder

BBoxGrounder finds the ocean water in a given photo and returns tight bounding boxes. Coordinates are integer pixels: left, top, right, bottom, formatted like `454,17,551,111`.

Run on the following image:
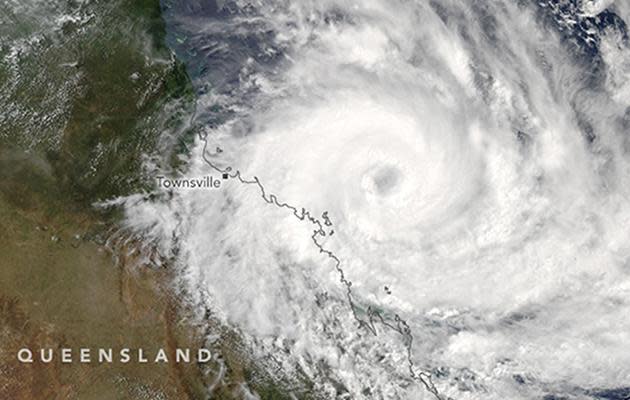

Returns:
117,1,630,398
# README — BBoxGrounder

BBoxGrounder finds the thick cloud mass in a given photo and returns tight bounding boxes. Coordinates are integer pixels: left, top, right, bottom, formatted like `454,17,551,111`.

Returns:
120,0,630,398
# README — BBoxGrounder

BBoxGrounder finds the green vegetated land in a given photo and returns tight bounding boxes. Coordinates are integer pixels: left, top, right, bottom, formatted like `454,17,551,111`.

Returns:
0,0,207,398
0,0,192,207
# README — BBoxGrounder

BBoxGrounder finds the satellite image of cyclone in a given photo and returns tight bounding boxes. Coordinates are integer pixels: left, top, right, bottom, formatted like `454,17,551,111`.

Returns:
1,0,630,400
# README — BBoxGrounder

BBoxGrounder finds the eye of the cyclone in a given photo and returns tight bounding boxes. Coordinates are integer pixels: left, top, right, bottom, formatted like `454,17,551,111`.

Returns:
361,164,403,197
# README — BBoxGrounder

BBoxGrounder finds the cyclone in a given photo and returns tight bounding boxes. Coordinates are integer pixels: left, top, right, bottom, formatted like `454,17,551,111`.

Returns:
117,0,630,399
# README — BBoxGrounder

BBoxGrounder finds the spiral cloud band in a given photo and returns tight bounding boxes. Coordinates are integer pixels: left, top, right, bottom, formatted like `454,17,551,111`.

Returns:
117,0,630,398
